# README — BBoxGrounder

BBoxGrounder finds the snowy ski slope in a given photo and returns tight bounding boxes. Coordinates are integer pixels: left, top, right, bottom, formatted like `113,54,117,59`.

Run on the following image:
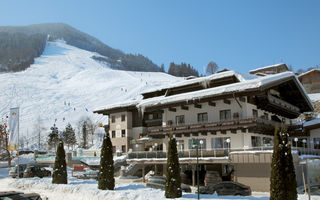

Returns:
0,40,181,143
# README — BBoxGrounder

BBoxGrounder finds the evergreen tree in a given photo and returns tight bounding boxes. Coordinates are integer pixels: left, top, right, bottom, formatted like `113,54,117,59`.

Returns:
160,64,165,72
82,121,88,149
281,123,297,200
270,126,286,200
98,133,115,190
270,123,298,200
48,124,59,150
52,140,68,184
62,123,77,149
165,134,182,198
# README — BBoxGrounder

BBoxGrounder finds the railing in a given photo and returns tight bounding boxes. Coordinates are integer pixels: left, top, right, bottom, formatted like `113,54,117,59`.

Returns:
146,117,282,134
127,146,275,160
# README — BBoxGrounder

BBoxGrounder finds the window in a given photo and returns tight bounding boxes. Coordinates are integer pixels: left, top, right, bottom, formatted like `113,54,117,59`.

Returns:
314,138,320,149
263,113,269,120
220,110,231,121
153,113,162,119
112,146,116,153
121,130,126,137
211,137,230,149
292,138,308,148
121,145,126,153
121,114,125,121
251,136,262,147
188,139,207,150
252,109,258,118
198,113,208,123
148,114,153,120
111,115,115,123
177,140,184,151
176,115,185,125
263,137,273,147
111,131,116,138
233,112,239,119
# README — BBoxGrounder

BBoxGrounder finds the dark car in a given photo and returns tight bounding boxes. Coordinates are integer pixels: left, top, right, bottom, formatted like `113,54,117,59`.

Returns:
23,166,51,178
146,176,191,193
9,165,27,178
0,191,43,200
77,170,99,180
198,181,251,196
204,171,222,186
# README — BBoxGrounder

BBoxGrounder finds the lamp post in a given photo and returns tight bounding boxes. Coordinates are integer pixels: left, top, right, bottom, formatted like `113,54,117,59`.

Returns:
294,137,298,150
226,138,231,154
192,139,200,200
154,143,158,158
199,140,203,157
302,139,307,155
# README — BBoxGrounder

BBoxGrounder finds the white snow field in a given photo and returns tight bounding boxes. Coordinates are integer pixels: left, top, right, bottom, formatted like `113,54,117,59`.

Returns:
0,40,181,144
0,167,317,200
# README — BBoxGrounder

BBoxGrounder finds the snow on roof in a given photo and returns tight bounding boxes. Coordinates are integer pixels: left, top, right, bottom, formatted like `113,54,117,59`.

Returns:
141,70,245,95
304,118,320,127
137,71,311,110
80,154,127,166
298,69,320,77
249,63,288,74
94,99,140,113
309,93,320,102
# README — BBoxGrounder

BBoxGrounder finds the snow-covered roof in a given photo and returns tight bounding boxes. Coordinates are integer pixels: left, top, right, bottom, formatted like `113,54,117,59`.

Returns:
298,69,320,77
137,71,313,110
308,93,320,102
304,118,320,128
249,63,288,74
141,70,245,95
94,99,139,113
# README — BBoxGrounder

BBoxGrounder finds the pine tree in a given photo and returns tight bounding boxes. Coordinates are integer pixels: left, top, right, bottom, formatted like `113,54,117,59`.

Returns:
160,64,165,72
165,134,182,198
62,123,77,149
98,133,115,190
82,121,88,149
270,126,286,200
52,140,68,184
48,124,59,150
281,123,297,200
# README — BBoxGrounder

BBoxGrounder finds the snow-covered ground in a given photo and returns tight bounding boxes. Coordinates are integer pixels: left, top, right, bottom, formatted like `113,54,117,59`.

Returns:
0,168,317,200
0,40,181,147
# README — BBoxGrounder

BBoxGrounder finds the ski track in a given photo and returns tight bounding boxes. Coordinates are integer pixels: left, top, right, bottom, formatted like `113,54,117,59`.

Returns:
0,41,182,147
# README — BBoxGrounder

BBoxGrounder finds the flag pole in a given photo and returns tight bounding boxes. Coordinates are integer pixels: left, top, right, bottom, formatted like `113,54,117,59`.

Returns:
17,107,20,179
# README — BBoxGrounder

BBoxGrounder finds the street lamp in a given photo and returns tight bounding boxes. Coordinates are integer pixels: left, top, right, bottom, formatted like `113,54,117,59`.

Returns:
302,139,307,155
192,139,200,200
199,140,204,157
154,143,158,158
226,138,231,154
294,137,298,150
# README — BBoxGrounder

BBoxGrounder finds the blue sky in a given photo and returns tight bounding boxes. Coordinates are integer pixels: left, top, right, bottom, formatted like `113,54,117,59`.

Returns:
1,0,319,74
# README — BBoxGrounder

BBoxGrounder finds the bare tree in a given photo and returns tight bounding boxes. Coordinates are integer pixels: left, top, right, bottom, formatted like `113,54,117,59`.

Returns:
34,116,46,149
206,61,219,75
77,116,95,149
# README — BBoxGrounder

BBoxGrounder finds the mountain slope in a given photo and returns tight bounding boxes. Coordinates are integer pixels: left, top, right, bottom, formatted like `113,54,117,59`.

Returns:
0,40,181,144
0,23,160,72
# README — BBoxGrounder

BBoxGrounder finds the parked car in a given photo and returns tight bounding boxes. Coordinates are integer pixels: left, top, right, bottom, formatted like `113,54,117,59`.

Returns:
204,171,222,186
297,185,320,195
146,176,191,193
0,191,43,200
9,164,27,178
23,166,51,178
198,181,251,196
77,170,99,180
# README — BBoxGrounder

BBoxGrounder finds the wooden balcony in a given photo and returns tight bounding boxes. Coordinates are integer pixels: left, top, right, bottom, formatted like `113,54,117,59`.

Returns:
146,117,281,137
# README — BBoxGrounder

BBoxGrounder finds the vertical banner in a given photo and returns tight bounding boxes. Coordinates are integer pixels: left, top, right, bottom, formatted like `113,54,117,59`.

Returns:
8,107,19,150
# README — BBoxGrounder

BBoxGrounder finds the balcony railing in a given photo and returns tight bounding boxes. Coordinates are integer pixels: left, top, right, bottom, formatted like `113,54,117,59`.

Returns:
146,117,282,135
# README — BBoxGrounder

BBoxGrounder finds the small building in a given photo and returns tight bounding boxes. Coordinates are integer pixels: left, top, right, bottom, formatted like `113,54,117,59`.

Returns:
94,69,314,192
249,63,289,76
298,69,320,94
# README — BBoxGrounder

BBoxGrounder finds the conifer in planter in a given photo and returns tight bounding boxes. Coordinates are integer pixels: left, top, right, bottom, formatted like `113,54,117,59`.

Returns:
52,140,68,184
98,133,115,190
165,134,182,198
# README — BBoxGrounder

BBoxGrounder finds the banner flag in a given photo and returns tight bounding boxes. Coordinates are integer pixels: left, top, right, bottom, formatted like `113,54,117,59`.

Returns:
8,107,19,150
